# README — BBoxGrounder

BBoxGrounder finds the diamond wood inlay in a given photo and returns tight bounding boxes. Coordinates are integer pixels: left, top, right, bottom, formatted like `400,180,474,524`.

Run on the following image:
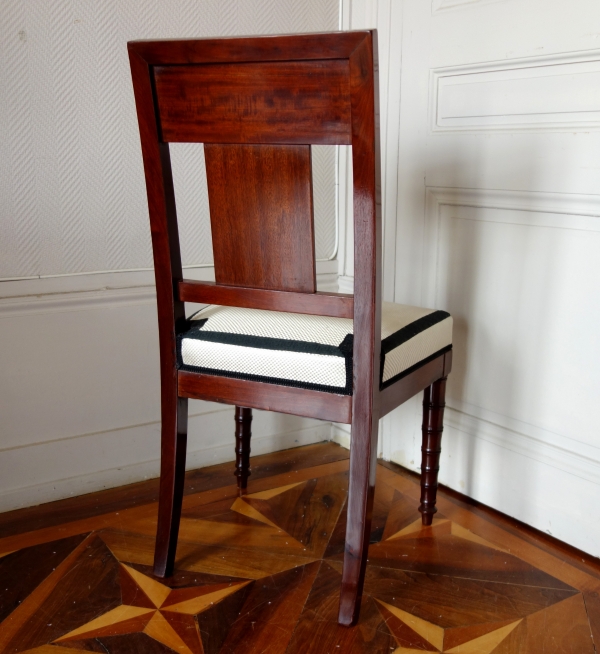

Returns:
0,445,597,653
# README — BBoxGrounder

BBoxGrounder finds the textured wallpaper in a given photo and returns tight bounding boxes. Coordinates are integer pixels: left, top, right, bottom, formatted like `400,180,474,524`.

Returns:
0,0,339,279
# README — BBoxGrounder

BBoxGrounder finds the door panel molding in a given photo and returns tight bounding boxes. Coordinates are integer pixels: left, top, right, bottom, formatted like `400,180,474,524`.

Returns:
432,0,506,14
430,49,600,131
423,185,600,485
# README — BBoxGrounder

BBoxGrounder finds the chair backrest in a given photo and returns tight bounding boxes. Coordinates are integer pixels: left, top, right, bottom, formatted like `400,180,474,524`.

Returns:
128,32,381,407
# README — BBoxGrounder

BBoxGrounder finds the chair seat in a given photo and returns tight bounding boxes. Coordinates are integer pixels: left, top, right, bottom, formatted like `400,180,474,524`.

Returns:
177,303,452,395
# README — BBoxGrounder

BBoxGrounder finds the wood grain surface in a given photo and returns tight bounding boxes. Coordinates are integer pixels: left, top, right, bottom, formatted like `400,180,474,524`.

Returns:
178,371,353,424
178,282,354,318
204,144,316,292
155,62,352,144
1,443,598,653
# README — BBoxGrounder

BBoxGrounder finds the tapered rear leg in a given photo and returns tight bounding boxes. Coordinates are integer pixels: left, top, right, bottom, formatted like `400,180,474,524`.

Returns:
338,408,379,626
234,406,252,494
154,396,188,577
419,377,447,526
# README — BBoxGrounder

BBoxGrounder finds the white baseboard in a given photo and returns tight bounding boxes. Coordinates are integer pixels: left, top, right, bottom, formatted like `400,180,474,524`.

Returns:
337,274,354,295
0,409,331,513
0,259,339,514
445,400,600,486
437,420,600,558
331,423,351,450
383,398,600,558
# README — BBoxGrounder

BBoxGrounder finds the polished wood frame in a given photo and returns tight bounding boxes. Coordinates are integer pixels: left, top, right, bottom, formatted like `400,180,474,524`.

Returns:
128,31,451,626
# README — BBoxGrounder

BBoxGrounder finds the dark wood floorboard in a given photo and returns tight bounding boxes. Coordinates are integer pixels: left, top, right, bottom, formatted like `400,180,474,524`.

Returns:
379,459,600,582
0,442,598,654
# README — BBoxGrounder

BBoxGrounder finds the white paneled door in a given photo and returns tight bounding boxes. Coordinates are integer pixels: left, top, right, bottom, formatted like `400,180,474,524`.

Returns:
380,0,600,557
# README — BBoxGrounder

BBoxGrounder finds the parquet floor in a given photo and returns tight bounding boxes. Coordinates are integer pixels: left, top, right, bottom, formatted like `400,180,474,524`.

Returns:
0,443,599,653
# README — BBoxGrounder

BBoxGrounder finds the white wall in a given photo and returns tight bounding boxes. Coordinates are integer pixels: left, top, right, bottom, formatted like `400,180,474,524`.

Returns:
0,0,339,512
0,266,335,512
335,0,600,558
3,0,599,563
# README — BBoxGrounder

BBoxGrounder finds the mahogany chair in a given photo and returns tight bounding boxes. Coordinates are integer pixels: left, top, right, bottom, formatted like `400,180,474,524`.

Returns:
128,31,452,627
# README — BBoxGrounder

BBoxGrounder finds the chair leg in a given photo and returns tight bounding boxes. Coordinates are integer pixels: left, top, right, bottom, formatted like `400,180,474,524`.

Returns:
153,396,188,577
419,376,447,526
234,406,252,494
338,408,379,626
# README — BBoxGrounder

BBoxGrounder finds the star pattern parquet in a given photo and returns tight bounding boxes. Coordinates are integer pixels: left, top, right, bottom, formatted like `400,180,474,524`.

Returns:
0,444,598,653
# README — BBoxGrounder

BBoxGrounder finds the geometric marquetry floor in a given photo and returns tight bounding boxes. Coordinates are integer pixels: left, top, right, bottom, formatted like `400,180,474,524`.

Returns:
0,443,598,653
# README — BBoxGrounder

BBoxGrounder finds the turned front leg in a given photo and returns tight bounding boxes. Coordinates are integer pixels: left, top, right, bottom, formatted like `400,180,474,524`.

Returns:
234,406,252,494
419,377,447,525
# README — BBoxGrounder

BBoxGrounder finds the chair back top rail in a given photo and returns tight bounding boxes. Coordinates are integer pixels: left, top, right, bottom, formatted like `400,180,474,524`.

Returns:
129,31,370,65
155,63,351,145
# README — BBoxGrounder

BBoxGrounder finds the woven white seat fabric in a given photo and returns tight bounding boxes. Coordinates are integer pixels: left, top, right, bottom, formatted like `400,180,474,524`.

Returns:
178,302,452,395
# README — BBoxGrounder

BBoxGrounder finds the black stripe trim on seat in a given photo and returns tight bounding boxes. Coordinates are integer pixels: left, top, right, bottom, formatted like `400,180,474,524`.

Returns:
176,326,354,394
185,317,207,330
381,310,451,355
181,329,346,358
178,310,451,396
380,345,452,390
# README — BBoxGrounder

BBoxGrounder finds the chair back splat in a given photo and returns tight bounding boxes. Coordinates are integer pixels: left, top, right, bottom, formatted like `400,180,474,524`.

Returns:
204,143,316,293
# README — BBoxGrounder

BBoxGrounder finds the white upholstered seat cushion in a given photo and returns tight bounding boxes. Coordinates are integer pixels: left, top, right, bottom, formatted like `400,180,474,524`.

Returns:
178,302,452,395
